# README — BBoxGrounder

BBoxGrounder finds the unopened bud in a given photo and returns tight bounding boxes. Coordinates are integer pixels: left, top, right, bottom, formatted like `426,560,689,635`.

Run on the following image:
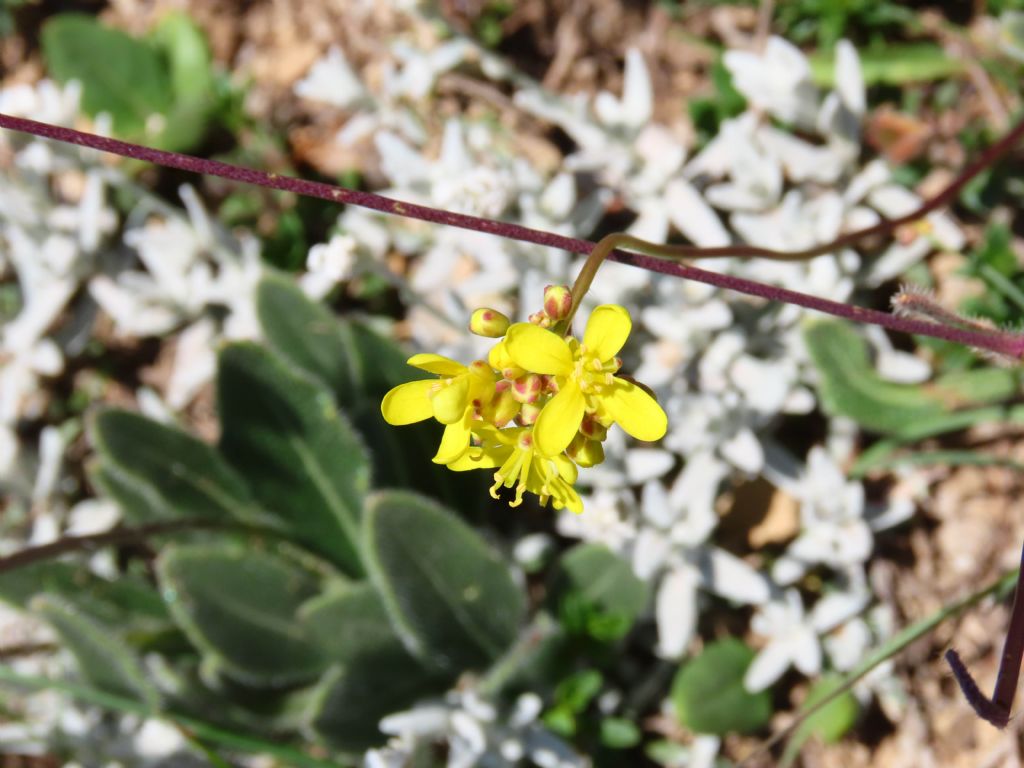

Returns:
543,285,573,321
488,389,521,427
567,434,605,467
528,310,551,328
511,373,543,404
469,308,511,337
518,402,541,425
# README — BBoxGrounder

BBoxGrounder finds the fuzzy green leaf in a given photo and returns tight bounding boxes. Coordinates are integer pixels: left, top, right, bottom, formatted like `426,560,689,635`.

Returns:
302,583,444,751
255,275,463,503
157,544,329,687
33,595,159,708
217,343,369,575
91,409,260,524
363,490,526,673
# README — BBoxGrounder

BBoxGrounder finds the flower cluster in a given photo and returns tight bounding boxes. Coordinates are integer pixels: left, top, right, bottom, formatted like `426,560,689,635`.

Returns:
381,287,667,513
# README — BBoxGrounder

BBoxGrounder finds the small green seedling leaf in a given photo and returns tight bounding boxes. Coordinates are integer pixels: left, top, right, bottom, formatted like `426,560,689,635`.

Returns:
671,638,772,735
551,543,649,640
363,490,526,674
780,675,860,767
600,717,641,749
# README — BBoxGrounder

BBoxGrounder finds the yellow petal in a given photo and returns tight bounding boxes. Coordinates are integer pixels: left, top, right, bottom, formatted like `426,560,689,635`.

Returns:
603,378,667,442
431,376,469,424
432,412,474,464
447,445,508,471
582,305,631,360
534,380,585,456
407,353,465,376
381,379,435,425
551,453,579,484
505,323,574,375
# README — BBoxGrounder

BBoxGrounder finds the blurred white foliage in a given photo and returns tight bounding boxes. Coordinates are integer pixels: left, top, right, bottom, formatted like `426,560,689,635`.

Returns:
368,690,585,768
292,18,955,738
89,185,263,408
0,10,970,762
744,585,868,692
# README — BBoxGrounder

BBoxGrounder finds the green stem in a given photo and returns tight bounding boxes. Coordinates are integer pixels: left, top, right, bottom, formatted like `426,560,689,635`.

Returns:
0,665,343,768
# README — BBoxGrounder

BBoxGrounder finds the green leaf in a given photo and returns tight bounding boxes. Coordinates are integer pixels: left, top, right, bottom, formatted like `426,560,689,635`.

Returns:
146,12,215,151
149,12,213,102
254,275,470,506
89,458,175,523
42,14,171,138
0,561,171,637
555,669,603,713
804,320,1018,435
255,274,357,403
157,544,330,687
810,43,962,86
671,638,772,735
853,447,1024,478
312,657,442,753
600,717,641,749
301,582,444,751
217,343,370,575
552,544,649,639
90,409,261,524
32,595,159,709
299,582,399,660
780,676,859,767
363,490,526,674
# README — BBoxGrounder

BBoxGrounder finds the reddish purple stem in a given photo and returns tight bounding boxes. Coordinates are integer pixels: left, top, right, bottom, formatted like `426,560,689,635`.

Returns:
1,112,1024,359
946,537,1024,728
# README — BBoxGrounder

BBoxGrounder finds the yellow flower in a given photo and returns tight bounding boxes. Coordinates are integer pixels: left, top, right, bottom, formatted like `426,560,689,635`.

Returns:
504,305,667,457
449,426,583,513
380,354,495,464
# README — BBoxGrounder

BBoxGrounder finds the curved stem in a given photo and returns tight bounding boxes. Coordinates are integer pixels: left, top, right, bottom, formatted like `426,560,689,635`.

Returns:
945,536,1024,729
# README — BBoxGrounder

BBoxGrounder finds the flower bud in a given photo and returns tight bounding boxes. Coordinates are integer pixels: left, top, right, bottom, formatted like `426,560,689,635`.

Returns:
488,388,521,427
543,284,573,321
567,434,605,467
518,402,541,426
511,373,543,404
469,307,511,337
528,310,551,328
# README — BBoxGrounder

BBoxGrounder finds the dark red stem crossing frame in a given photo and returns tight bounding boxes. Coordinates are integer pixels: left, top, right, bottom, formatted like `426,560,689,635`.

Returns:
2,111,1024,357
2,110,1024,723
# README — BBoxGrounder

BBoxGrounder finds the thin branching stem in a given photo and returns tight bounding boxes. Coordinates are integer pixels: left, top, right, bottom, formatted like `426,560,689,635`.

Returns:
2,112,1024,356
0,519,284,575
